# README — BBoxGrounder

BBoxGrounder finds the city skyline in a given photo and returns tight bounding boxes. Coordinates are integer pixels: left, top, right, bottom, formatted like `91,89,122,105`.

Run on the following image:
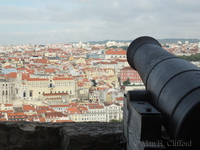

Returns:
0,0,200,45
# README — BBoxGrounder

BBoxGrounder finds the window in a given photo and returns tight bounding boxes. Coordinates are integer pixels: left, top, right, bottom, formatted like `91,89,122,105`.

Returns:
23,92,26,97
30,90,33,97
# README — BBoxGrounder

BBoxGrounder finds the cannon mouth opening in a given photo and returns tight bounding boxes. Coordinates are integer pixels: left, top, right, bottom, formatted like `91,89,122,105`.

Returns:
126,36,161,70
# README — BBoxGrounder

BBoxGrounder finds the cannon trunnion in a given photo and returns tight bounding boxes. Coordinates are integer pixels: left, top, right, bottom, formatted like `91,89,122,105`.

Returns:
123,36,200,150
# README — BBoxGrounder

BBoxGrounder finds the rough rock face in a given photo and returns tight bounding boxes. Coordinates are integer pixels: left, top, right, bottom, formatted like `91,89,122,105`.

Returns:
0,122,123,150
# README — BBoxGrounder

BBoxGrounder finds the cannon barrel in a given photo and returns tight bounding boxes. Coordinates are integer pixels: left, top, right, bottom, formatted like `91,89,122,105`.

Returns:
126,36,200,149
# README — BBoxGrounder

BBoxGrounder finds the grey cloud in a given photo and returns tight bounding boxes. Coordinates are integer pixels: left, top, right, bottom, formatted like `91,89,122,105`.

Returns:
0,0,200,45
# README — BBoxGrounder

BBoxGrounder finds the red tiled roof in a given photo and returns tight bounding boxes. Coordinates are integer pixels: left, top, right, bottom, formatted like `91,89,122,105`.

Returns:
37,109,54,114
26,78,49,81
115,97,124,101
7,112,25,116
8,57,19,61
34,59,49,64
78,83,84,86
43,93,69,96
4,104,13,107
23,105,37,111
39,118,46,122
105,51,126,55
0,110,14,113
54,120,74,122
3,65,15,69
45,112,67,118
48,48,63,52
97,87,108,90
115,59,127,62
86,104,104,109
96,61,118,64
0,118,7,121
121,66,133,70
38,68,58,73
50,105,69,108
22,73,30,80
53,77,74,80
82,78,89,82
104,102,120,106
66,107,82,114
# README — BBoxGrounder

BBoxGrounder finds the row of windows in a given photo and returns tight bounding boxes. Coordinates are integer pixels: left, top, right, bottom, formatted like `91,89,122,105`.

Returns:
27,84,73,87
73,114,106,117
1,100,9,103
107,107,119,109
27,82,74,85
110,56,126,58
2,91,9,95
73,117,105,121
22,90,72,97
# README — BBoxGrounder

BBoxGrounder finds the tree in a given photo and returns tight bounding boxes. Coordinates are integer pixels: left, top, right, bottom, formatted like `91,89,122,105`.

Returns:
91,79,97,86
179,53,200,61
123,78,130,86
110,119,123,123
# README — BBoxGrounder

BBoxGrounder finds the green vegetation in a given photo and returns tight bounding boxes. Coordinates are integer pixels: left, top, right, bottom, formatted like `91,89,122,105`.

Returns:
123,78,130,86
91,79,97,86
110,119,123,123
179,53,200,61
108,45,129,50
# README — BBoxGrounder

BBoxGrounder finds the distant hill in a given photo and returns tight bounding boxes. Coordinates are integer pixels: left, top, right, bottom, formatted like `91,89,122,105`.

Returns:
70,38,200,45
70,40,132,45
158,38,200,44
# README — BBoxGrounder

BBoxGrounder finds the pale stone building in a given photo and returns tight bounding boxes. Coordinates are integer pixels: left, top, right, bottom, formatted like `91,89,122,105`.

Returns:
0,79,15,104
15,75,76,102
103,102,123,122
64,103,122,122
65,103,106,122
104,50,126,60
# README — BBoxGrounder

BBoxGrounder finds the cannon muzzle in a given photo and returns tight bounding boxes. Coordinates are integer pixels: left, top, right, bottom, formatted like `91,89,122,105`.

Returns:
125,36,200,149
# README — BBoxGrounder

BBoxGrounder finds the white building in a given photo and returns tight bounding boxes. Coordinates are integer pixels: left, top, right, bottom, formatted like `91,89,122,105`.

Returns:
64,102,122,122
103,102,123,122
14,74,76,102
105,50,126,60
0,79,15,104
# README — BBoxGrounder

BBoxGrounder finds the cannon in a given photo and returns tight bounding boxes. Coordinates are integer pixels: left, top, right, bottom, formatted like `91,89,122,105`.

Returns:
123,36,200,150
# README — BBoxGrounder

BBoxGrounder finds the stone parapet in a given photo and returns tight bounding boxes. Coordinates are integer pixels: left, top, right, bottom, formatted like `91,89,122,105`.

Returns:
0,122,123,150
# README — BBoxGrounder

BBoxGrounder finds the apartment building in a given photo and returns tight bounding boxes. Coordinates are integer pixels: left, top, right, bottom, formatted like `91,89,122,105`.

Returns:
65,103,122,122
119,66,142,83
104,50,126,59
104,102,123,121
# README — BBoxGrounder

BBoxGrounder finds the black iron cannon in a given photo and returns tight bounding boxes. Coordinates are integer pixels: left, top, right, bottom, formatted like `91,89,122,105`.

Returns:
123,36,200,150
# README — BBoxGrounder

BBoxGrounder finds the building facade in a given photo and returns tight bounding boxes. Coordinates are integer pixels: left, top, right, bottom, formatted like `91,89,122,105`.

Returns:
15,75,76,102
119,66,142,83
105,50,126,60
0,79,14,103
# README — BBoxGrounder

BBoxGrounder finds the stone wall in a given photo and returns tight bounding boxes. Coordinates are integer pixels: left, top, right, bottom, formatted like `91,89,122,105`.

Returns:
0,122,123,150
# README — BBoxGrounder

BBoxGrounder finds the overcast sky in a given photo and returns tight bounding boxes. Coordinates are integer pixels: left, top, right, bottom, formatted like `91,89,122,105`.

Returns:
0,0,200,45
